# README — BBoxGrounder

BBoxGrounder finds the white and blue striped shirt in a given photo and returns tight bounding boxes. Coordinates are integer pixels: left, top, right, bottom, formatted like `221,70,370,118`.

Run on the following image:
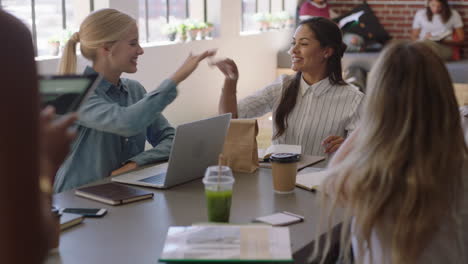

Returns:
238,74,363,156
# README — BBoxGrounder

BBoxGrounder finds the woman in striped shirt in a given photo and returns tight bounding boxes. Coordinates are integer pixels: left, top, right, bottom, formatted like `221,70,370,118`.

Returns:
216,17,363,156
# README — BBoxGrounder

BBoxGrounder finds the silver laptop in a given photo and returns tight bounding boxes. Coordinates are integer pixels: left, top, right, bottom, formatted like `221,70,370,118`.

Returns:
111,113,231,189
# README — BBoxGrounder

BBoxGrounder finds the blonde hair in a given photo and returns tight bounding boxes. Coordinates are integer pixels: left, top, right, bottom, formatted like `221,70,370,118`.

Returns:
317,41,467,263
58,8,135,74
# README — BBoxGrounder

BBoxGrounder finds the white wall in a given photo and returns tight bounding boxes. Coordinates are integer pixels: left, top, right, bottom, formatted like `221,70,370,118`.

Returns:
36,0,294,126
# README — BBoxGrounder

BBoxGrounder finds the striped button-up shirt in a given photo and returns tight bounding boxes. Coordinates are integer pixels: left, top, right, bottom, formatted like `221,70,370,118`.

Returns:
238,74,363,156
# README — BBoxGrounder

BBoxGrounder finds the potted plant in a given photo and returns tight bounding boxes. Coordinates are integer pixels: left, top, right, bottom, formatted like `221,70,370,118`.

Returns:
204,22,214,39
48,36,61,56
177,23,188,42
275,11,290,29
162,23,177,41
253,12,270,31
198,22,214,39
270,13,282,29
186,20,201,41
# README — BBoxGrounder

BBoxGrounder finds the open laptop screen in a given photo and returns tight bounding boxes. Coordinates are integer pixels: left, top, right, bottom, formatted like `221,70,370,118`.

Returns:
39,74,100,114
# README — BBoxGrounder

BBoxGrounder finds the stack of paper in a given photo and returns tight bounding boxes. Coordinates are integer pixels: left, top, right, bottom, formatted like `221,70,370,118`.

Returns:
159,225,293,262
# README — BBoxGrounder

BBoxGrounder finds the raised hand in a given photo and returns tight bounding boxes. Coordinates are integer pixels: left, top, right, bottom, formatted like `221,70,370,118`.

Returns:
170,49,217,84
212,58,239,81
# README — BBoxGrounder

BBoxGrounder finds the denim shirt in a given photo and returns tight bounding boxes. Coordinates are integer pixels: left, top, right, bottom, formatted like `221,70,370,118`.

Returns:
53,67,177,193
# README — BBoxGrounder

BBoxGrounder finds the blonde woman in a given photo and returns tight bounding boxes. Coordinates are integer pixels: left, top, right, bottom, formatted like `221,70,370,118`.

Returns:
318,41,468,263
54,9,215,192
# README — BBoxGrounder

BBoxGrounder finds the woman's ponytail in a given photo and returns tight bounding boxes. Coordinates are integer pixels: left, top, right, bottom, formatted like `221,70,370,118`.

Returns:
58,32,80,74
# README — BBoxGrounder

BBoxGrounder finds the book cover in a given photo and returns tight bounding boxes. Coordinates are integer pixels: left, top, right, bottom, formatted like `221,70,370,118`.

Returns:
75,183,154,205
60,213,84,231
159,225,293,262
428,30,452,41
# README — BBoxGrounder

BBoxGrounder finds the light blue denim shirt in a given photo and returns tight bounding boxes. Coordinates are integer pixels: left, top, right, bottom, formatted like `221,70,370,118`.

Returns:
53,67,177,193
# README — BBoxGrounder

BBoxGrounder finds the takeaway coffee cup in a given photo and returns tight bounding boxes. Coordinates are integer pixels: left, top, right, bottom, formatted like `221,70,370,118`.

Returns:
270,153,300,194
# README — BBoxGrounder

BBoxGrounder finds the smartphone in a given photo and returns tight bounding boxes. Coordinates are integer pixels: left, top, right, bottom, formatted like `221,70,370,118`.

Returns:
39,74,101,115
59,208,107,217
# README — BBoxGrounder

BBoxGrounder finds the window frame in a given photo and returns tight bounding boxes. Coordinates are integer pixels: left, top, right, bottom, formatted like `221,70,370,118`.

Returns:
140,0,207,44
241,0,285,33
0,0,95,56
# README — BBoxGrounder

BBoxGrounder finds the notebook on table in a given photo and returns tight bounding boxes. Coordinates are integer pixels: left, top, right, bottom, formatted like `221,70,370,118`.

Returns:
295,168,329,191
75,182,154,205
258,144,302,161
159,225,293,262
260,155,325,170
111,114,231,189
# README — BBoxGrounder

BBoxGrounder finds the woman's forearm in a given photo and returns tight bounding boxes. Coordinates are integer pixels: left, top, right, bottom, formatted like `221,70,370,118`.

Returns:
218,79,239,118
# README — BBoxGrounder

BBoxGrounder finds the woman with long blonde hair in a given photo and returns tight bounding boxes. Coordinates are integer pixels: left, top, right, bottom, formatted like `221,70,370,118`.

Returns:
318,41,468,263
54,9,215,192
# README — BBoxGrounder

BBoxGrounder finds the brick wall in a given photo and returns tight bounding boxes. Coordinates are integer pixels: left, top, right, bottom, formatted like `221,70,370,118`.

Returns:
328,0,468,57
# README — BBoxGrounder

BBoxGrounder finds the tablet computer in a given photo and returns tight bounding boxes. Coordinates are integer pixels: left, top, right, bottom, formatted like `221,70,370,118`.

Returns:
39,74,101,115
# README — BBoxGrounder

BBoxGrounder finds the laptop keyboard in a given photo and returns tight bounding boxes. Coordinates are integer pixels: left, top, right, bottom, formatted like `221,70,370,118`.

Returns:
139,172,166,184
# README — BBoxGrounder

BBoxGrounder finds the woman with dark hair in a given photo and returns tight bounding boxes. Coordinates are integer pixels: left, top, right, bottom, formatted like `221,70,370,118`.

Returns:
0,10,76,262
216,17,363,155
411,0,464,60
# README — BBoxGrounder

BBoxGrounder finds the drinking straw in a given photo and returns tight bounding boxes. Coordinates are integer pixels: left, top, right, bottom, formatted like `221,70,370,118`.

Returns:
217,154,224,191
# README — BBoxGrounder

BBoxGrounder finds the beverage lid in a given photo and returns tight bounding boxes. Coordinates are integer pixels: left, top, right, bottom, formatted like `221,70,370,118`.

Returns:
269,153,300,163
203,175,235,184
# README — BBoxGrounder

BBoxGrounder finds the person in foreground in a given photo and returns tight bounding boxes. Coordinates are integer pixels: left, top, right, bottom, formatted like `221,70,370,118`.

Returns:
0,10,76,263
216,17,363,156
54,9,215,192
411,0,464,60
318,41,468,263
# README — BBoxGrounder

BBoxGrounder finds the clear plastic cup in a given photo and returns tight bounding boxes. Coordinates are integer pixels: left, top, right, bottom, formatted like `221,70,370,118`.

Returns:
203,166,235,222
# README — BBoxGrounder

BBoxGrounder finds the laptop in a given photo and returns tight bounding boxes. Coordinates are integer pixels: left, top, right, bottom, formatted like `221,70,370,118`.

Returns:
111,113,232,189
39,74,101,114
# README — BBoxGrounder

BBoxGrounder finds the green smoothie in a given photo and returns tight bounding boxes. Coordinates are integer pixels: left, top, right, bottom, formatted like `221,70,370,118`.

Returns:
205,189,232,222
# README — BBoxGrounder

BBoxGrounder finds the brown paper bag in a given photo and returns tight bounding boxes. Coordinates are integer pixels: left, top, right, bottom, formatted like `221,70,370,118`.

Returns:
221,119,259,173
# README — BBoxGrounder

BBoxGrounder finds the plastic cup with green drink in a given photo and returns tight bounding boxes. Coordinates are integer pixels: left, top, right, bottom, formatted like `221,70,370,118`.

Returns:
203,166,235,223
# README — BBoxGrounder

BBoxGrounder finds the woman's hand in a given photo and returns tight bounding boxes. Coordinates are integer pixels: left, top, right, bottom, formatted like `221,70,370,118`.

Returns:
322,135,345,154
111,161,138,176
212,58,239,81
40,106,77,181
170,49,217,84
424,32,432,40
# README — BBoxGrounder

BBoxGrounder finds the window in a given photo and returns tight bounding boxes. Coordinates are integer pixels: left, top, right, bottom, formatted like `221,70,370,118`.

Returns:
241,0,293,33
168,0,188,23
1,0,94,57
139,0,209,43
241,0,257,33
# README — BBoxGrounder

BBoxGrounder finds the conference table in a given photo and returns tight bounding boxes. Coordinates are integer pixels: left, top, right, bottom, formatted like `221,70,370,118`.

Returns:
46,162,342,264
